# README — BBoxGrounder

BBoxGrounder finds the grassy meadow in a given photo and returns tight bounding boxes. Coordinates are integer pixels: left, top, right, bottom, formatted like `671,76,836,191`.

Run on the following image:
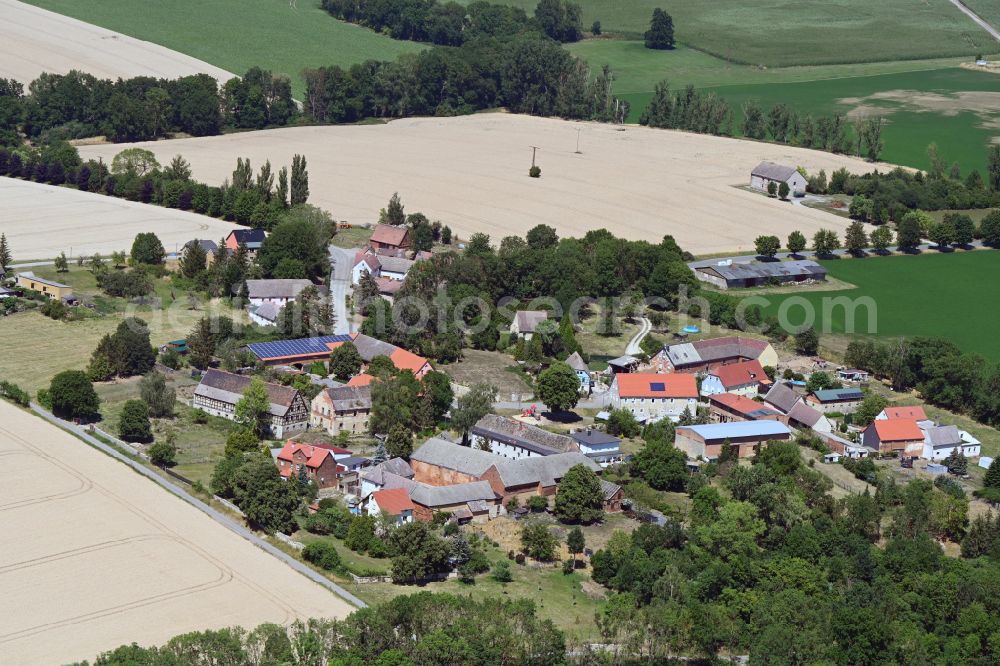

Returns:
21,0,425,97
759,251,1000,360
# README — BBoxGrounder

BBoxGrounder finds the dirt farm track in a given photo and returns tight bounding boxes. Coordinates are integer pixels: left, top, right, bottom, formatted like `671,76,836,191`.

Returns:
0,401,351,665
80,114,898,255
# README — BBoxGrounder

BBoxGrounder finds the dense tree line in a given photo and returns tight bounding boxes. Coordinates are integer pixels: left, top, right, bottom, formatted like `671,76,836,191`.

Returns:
363,225,696,362
588,439,1000,663
844,336,1000,428
321,0,582,46
0,69,294,146
0,143,311,230
73,593,565,665
836,163,1000,222
639,84,855,154
303,37,629,122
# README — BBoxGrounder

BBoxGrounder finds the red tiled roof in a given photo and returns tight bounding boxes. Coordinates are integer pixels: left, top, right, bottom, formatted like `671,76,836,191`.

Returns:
372,487,416,515
712,360,765,389
710,392,774,416
374,277,404,295
276,442,334,468
615,373,698,399
872,419,923,442
348,373,375,387
370,224,409,247
882,406,927,421
391,348,430,374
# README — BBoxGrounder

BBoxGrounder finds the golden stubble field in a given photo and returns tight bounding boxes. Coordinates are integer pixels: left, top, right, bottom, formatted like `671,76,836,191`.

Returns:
0,178,241,260
79,113,897,255
0,401,353,664
0,0,233,85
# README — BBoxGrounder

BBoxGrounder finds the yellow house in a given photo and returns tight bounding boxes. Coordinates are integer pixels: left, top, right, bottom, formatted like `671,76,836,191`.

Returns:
16,272,73,300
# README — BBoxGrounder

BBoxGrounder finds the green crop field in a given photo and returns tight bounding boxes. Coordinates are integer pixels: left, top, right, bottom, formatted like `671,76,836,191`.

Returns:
21,0,424,97
614,66,1000,173
465,0,993,66
960,0,1000,30
759,251,1000,360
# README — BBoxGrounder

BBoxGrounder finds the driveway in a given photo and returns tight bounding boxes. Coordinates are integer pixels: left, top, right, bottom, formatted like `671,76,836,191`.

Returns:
328,245,357,335
625,317,652,356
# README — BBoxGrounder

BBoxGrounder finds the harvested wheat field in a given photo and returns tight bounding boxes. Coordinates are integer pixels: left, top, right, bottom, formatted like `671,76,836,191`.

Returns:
0,178,240,260
0,0,234,85
0,401,351,665
79,114,897,255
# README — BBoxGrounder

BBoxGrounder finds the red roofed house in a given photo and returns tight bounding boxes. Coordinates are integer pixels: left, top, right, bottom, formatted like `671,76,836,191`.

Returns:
275,442,342,489
368,224,410,255
708,393,786,424
700,359,768,398
367,488,416,525
862,419,925,457
877,406,928,422
327,333,432,379
348,373,375,387
610,373,699,422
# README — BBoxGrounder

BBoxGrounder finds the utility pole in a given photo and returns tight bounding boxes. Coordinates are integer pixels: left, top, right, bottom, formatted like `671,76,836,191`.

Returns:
529,145,540,168
575,128,582,154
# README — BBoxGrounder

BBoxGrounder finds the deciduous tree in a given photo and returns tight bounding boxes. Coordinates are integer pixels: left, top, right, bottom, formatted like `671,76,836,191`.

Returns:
536,362,580,413
754,235,780,259
118,399,153,442
329,341,362,380
140,371,176,417
235,377,271,438
554,463,604,523
49,370,100,420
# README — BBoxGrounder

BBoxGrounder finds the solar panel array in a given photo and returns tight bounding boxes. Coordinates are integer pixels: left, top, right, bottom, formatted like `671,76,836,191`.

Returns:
248,335,353,360
649,382,665,392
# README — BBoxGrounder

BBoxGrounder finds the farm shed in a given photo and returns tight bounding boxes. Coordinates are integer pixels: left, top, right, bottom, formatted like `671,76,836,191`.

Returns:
695,260,827,289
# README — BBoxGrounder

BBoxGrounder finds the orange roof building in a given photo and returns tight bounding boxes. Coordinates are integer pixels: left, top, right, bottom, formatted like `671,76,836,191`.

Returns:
863,418,925,456
274,442,342,488
878,406,928,422
369,487,416,524
348,373,375,387
611,373,699,422
704,359,767,396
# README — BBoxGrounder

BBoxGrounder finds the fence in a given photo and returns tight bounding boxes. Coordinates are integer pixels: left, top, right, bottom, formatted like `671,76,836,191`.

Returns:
275,532,305,551
88,425,142,457
349,570,457,585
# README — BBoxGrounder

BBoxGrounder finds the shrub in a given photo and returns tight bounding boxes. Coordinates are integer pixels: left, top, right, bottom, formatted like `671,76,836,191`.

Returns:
529,166,541,178
148,442,176,466
302,541,342,571
562,559,575,575
527,495,549,512
492,559,513,582
0,380,31,406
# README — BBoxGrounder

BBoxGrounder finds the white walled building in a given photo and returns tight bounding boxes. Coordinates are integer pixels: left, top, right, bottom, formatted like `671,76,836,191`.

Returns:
610,373,700,422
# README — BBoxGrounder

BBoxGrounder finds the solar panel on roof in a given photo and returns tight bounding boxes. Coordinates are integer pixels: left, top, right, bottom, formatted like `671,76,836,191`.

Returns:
248,335,352,359
649,382,665,391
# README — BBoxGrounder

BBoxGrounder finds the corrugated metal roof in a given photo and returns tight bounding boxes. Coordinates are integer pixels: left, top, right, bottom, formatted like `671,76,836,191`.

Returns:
699,260,826,282
678,421,791,440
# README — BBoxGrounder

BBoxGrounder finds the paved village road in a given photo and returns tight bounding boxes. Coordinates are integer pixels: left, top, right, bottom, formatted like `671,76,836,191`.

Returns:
329,245,358,335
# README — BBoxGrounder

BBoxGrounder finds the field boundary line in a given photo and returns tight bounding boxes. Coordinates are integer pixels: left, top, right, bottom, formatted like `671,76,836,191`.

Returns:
25,403,367,610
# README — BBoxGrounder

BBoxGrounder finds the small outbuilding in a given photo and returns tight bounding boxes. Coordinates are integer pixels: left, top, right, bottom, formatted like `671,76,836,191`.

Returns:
750,161,807,196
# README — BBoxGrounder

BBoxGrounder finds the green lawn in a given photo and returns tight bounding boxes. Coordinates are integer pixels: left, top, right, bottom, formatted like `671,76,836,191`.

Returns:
760,251,1000,360
21,0,424,97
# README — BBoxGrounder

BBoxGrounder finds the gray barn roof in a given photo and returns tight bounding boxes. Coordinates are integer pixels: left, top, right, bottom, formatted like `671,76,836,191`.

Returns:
410,438,500,476
408,480,497,507
764,382,803,414
751,161,799,182
194,369,300,417
491,452,601,488
565,351,589,373
924,425,963,448
324,385,372,412
698,260,827,282
247,279,313,300
471,414,578,455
